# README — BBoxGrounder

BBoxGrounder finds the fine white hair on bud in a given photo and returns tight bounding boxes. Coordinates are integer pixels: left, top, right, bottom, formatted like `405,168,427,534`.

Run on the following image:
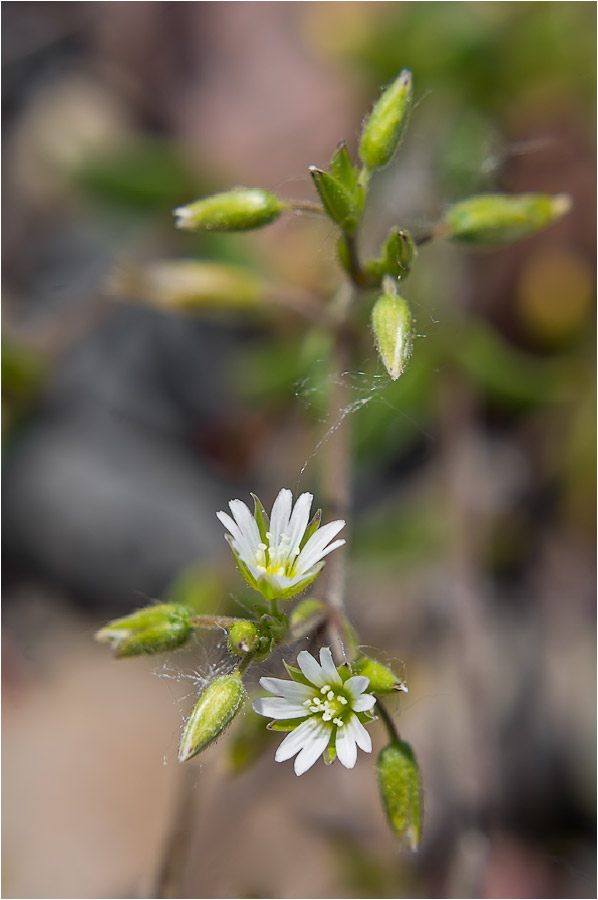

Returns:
217,489,345,601
253,647,376,776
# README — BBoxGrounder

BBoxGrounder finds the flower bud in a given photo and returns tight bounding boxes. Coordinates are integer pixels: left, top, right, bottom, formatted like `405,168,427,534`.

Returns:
109,261,265,312
309,167,360,234
371,283,413,380
227,620,260,656
95,604,192,657
351,655,408,694
443,193,572,245
178,672,245,762
359,69,413,170
174,188,284,232
378,741,423,851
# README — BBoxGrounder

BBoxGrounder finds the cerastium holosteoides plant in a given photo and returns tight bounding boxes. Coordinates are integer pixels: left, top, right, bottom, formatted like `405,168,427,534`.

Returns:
98,68,570,854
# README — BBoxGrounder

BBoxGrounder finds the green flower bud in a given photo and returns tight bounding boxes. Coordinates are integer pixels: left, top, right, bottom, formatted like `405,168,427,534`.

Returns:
109,261,266,312
309,167,360,234
359,69,413,170
173,188,285,232
378,741,423,851
382,227,417,278
351,655,408,694
95,604,192,657
443,193,572,245
227,620,260,656
371,283,413,380
178,672,245,762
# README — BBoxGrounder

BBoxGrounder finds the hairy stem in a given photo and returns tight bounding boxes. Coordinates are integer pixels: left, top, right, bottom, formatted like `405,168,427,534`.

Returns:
376,697,402,743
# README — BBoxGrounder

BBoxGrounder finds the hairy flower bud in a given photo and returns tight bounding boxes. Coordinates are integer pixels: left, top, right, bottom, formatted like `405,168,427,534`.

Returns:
378,741,423,850
359,69,413,170
351,655,408,694
174,188,285,232
443,192,572,244
227,620,260,656
110,261,265,312
371,283,413,380
95,604,192,657
178,672,245,762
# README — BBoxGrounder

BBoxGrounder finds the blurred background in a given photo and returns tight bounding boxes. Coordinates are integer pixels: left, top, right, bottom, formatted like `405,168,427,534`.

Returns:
2,2,596,898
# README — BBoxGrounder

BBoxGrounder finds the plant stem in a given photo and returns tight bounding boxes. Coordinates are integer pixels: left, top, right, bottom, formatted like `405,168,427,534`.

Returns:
319,283,360,663
376,697,402,743
153,766,197,898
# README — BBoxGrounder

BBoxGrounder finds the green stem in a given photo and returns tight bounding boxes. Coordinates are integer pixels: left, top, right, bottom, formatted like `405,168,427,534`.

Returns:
376,697,401,743
189,614,244,630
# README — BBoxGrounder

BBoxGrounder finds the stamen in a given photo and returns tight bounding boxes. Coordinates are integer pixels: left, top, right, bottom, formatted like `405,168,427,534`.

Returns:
322,713,332,721
333,718,344,727
320,685,331,694
258,542,267,550
337,695,347,705
327,691,335,701
303,700,312,707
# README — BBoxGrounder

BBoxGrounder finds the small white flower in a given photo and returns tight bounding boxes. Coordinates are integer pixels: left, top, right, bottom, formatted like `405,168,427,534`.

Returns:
253,647,376,776
217,488,345,601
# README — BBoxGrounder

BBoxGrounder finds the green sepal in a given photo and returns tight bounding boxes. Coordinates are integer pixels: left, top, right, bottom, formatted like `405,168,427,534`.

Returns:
377,741,423,851
323,736,337,766
266,717,307,732
309,167,360,234
283,660,313,687
299,509,321,549
250,492,270,543
329,141,358,193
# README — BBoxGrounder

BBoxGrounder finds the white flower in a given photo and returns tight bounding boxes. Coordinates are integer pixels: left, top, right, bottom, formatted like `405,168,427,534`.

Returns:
217,488,345,601
252,648,376,776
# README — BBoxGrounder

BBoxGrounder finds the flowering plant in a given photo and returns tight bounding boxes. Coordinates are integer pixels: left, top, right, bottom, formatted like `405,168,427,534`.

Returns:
96,62,569,873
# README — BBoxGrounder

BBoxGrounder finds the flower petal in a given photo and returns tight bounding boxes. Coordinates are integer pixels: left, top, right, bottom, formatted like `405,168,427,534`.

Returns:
344,675,370,702
296,521,345,571
274,716,321,761
297,649,327,688
345,712,372,753
294,721,332,775
319,648,343,686
252,697,310,719
228,499,261,551
216,510,256,562
352,693,377,712
269,488,292,544
335,721,358,769
259,677,314,703
286,492,313,553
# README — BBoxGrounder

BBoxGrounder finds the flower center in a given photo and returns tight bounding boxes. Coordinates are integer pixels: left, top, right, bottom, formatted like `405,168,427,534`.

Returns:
255,531,301,578
303,684,350,728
